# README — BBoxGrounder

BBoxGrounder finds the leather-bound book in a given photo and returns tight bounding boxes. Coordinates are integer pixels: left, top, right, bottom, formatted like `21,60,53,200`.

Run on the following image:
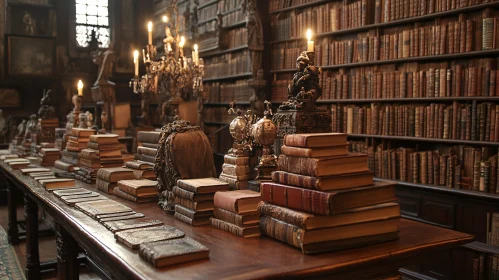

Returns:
210,218,260,238
103,218,163,233
283,133,347,148
125,160,153,170
213,190,261,214
61,195,108,206
98,213,145,223
96,211,139,220
213,207,259,227
71,128,95,137
175,205,213,220
89,134,119,144
137,146,157,157
115,225,184,249
68,136,89,143
20,167,51,174
87,142,120,151
8,162,30,170
96,180,117,194
59,192,99,200
113,188,157,204
177,178,229,194
278,153,369,177
140,154,156,163
221,164,250,177
261,181,396,215
172,186,214,202
132,169,156,180
280,145,348,158
75,200,133,219
137,131,161,144
175,197,214,211
96,167,134,183
53,188,91,198
480,161,490,192
223,155,249,166
138,237,209,268
116,179,157,197
39,179,75,190
141,143,159,149
271,170,373,191
174,212,211,226
34,175,57,181
0,154,18,160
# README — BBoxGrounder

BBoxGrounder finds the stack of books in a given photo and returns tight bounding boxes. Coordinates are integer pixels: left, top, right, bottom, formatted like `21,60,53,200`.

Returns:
96,167,134,194
79,134,124,169
55,128,95,172
260,133,400,254
113,179,158,203
37,148,61,166
135,131,161,164
75,166,97,184
219,154,256,190
173,178,229,226
210,190,261,238
16,140,31,157
124,160,156,180
4,158,30,169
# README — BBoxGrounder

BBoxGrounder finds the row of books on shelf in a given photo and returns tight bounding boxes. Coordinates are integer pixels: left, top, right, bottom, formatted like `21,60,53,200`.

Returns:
204,51,250,78
273,15,499,69
271,80,291,102
226,27,248,49
315,61,499,100
269,0,318,11
331,102,499,142
222,8,244,27
203,80,252,103
349,141,499,193
218,0,241,13
204,107,234,124
198,2,218,23
270,0,496,40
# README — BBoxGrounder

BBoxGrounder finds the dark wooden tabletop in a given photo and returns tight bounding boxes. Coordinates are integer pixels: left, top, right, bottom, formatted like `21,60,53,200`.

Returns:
0,161,474,280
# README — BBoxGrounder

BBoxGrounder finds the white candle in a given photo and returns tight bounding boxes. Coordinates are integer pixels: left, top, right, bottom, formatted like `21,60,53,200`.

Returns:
306,29,314,52
194,44,199,66
179,36,185,57
133,50,139,76
142,49,146,62
147,21,153,45
77,80,83,96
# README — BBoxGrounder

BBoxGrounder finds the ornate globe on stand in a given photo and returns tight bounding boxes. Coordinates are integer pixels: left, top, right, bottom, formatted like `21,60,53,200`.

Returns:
227,101,255,156
251,101,277,180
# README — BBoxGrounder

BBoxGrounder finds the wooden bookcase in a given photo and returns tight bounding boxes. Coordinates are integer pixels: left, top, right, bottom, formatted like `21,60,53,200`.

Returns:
268,0,499,278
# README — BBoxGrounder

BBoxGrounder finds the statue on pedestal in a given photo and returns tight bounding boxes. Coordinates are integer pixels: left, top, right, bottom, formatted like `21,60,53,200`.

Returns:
241,0,264,77
24,114,38,142
16,120,26,140
92,43,115,88
38,89,56,119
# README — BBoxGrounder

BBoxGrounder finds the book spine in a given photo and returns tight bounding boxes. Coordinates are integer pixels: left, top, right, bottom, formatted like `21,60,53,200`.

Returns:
258,202,307,229
210,218,245,237
271,171,319,190
213,207,244,227
172,186,195,201
174,212,195,225
175,196,198,210
213,193,238,213
277,154,318,177
113,188,139,203
221,163,250,176
259,216,303,249
117,182,139,196
137,131,161,144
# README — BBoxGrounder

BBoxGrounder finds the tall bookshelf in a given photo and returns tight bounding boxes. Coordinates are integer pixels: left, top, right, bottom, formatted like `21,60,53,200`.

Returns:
269,0,499,278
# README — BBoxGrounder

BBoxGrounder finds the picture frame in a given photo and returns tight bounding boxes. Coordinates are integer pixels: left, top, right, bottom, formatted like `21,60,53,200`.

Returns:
0,86,22,109
7,2,56,37
6,35,56,78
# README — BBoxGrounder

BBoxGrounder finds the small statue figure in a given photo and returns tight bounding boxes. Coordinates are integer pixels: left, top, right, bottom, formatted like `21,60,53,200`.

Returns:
23,12,36,35
216,11,227,48
241,0,264,77
24,114,38,141
92,42,115,87
65,112,74,135
38,89,56,119
0,110,7,143
85,111,94,128
78,113,87,128
72,94,82,112
16,120,27,139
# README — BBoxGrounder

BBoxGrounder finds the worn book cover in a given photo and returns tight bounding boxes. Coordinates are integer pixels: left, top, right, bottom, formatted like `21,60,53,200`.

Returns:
213,207,259,227
103,218,163,233
113,188,158,203
213,190,261,214
175,197,214,212
278,153,369,177
177,178,229,194
20,167,51,174
89,134,119,144
271,170,373,191
96,167,134,183
174,205,213,219
174,212,211,226
75,200,133,219
39,178,75,190
137,131,161,144
210,218,260,238
115,225,185,249
138,237,209,268
137,146,158,157
172,186,214,202
53,188,91,198
98,212,146,222
283,133,347,148
61,195,108,206
96,179,117,194
125,160,154,170
116,179,157,197
281,145,348,158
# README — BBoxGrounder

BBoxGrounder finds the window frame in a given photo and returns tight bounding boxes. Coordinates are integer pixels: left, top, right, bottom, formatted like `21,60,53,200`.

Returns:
71,0,114,51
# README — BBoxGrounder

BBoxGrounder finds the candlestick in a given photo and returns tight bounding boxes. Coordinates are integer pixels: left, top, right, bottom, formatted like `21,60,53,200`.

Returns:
194,44,199,66
133,50,139,76
148,21,153,45
306,29,314,52
77,80,83,96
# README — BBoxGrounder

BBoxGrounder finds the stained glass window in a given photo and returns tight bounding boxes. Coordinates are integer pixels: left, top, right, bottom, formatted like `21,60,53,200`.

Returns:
75,0,110,48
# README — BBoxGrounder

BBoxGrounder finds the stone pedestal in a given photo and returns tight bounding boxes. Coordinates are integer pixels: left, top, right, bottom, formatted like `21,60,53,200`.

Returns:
91,82,115,131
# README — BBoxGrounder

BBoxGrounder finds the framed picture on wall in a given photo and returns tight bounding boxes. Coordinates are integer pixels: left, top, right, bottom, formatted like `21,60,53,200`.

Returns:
6,35,56,78
0,86,22,108
7,2,56,37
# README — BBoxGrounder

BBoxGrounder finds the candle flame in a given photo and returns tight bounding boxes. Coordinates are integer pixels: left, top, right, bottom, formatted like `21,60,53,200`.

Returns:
163,16,168,23
77,80,83,90
181,36,186,44
194,44,198,51
148,21,153,32
306,29,312,41
133,50,139,62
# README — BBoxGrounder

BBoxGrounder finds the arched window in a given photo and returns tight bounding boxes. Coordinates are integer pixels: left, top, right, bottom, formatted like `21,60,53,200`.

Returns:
75,0,110,48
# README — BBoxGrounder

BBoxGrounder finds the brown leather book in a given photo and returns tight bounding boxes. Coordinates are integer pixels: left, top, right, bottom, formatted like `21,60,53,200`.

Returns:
89,134,119,144
20,167,51,174
210,218,260,238
137,146,157,157
39,178,75,190
98,212,146,222
283,133,347,148
53,188,92,198
213,207,259,227
113,188,157,204
61,195,108,206
75,200,133,219
223,155,249,166
172,186,214,202
96,179,117,194
125,160,153,170
9,162,30,170
271,171,373,191
0,154,18,160
278,153,369,177
87,142,120,151
137,131,161,144
132,169,156,180
138,237,209,268
103,218,163,233
33,175,57,181
96,167,134,183
177,178,229,194
96,211,137,220
141,142,159,149
175,197,214,211
174,212,211,226
140,154,156,163
71,128,95,137
213,190,261,214
261,181,396,215
281,145,348,158
115,225,184,249
174,205,213,219
218,174,248,190
221,163,250,177
116,179,157,197
68,136,89,143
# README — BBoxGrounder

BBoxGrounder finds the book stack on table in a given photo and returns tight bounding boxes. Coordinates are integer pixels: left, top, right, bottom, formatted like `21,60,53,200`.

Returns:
55,128,95,172
173,178,229,226
210,190,262,238
80,134,124,169
96,167,134,194
37,148,61,166
135,131,161,164
219,154,257,190
124,160,156,180
260,133,401,253
113,179,158,203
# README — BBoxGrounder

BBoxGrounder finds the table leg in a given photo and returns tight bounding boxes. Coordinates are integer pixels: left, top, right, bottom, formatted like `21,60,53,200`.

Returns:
7,179,19,245
24,194,40,280
56,223,79,280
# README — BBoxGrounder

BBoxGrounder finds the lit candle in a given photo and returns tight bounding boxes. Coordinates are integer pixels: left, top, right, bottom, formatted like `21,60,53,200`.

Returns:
163,15,168,23
306,29,314,52
193,44,199,66
133,50,139,76
179,36,185,57
77,80,83,96
147,21,153,45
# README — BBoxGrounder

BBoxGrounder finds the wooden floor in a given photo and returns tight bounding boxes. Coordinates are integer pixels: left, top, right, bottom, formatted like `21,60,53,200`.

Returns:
0,200,100,280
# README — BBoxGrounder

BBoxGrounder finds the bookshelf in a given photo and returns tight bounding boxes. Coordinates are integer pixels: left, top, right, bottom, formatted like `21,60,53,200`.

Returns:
269,0,499,278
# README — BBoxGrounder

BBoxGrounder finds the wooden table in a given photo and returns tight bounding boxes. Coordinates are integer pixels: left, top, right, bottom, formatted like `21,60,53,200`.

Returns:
0,161,474,280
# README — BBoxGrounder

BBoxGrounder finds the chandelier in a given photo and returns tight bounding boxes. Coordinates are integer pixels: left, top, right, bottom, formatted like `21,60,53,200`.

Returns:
130,0,204,101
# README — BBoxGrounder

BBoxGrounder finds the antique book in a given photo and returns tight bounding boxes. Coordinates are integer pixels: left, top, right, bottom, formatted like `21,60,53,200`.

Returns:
0,154,18,160
53,188,92,198
278,153,369,177
138,237,209,268
175,197,214,211
213,190,261,214
218,174,248,190
81,148,121,158
271,171,374,191
71,128,95,137
68,136,89,143
115,225,185,249
58,191,98,200
75,200,133,219
89,134,119,144
54,160,75,171
141,143,159,149
87,142,120,151
116,180,157,197
103,218,163,233
96,180,117,194
20,167,51,174
61,195,108,206
210,218,260,238
283,133,347,148
29,172,54,178
137,131,161,144
137,146,158,157
4,159,29,164
132,169,156,180
174,205,213,219
261,181,396,215
223,155,249,166
113,188,158,204
39,179,75,190
9,162,30,169
172,186,214,202
213,207,259,227
98,212,146,222
174,212,211,226
221,164,250,177
258,201,400,230
96,211,137,220
96,167,134,183
33,175,57,181
177,178,230,194
139,154,156,163
281,145,348,158
260,215,399,246
125,160,154,170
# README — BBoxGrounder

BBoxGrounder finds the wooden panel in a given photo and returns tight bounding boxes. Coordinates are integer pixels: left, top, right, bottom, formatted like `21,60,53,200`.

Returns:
398,195,421,218
421,198,455,229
